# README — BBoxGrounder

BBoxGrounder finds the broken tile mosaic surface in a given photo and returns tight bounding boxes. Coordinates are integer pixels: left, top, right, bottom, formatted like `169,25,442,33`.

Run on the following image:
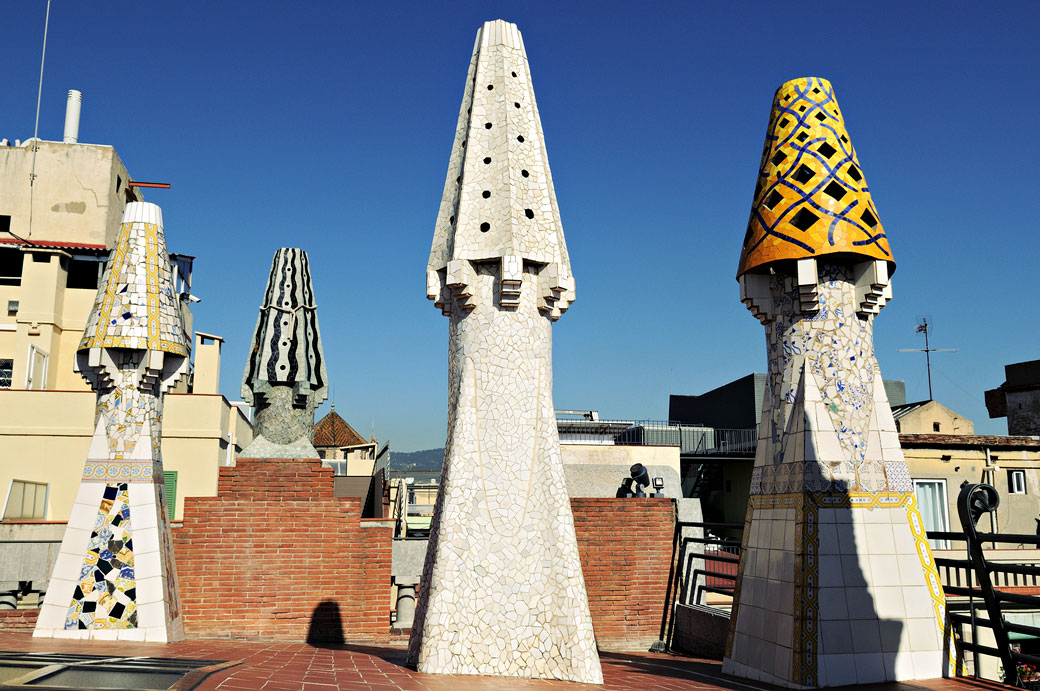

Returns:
240,247,328,457
35,202,188,643
737,77,893,277
409,20,601,684
65,483,137,630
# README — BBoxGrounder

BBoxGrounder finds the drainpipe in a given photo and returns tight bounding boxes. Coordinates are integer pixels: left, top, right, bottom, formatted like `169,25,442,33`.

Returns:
984,447,999,534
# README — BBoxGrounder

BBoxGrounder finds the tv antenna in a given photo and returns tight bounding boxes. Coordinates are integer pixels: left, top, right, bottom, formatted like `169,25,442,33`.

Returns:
898,318,957,401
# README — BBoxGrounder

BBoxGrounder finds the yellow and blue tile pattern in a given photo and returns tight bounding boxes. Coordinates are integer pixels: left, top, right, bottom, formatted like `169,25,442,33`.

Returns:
79,211,188,356
738,77,893,278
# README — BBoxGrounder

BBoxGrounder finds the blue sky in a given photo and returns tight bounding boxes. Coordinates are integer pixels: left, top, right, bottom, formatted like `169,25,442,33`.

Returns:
2,2,1037,449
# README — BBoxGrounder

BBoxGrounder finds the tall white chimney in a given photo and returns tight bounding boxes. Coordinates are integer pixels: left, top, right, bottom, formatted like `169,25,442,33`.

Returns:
63,90,82,144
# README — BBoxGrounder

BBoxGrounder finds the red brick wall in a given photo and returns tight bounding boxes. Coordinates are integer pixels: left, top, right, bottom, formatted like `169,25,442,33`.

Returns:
173,459,392,642
0,609,39,631
571,498,675,651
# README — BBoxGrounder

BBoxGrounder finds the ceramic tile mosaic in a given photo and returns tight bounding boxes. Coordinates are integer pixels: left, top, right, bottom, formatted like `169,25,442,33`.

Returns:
426,20,574,322
64,483,137,630
409,20,601,684
80,204,189,356
240,248,327,458
724,79,951,689
35,202,188,643
737,77,893,278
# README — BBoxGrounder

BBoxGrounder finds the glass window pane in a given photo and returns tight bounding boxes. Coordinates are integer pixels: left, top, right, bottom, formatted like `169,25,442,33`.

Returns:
22,484,35,518
32,484,46,519
5,482,24,519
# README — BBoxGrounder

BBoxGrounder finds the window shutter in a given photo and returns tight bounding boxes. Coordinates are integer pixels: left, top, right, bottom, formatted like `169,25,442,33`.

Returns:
163,471,178,520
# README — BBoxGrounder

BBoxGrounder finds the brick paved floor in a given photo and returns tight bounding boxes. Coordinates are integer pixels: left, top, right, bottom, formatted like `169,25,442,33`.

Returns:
0,632,1005,690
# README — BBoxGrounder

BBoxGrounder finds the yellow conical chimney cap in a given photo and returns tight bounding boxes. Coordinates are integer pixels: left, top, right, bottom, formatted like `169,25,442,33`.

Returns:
737,77,894,278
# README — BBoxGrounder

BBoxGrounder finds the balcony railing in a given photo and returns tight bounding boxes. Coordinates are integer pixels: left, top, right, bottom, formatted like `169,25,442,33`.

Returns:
557,418,757,456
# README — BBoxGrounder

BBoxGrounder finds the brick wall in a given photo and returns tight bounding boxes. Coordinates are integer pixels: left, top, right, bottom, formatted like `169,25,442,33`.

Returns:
0,609,39,631
173,459,392,642
571,498,675,651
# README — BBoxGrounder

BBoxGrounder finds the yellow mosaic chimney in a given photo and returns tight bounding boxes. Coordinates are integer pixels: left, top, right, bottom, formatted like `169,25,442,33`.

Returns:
737,77,893,278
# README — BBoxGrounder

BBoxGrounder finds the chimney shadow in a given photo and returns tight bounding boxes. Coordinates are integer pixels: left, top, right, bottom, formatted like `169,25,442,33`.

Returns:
307,600,346,647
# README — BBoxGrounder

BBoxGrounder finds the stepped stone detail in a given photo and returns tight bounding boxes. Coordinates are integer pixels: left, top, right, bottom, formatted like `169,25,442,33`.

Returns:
240,248,328,459
35,202,189,642
723,78,953,688
408,19,601,684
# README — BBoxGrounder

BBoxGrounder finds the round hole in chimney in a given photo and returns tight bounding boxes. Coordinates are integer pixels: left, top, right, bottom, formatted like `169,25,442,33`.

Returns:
482,190,491,198
514,102,520,108
517,135,524,143
487,84,494,90
483,157,492,164
521,169,529,177
525,209,534,219
480,222,490,233
511,71,517,77
484,122,493,129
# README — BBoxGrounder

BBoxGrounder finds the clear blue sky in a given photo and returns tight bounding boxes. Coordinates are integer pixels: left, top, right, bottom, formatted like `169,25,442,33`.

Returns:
3,2,1037,449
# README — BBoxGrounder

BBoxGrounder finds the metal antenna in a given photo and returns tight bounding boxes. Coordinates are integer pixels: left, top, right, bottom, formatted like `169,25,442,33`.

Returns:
898,317,958,401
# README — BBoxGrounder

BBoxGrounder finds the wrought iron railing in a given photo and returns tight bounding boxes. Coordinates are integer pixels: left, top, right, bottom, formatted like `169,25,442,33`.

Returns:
927,483,1040,685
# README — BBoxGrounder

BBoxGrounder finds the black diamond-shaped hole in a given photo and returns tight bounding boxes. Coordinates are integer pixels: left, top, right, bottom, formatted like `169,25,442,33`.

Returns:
841,135,848,144
792,164,815,184
812,87,821,94
797,132,809,142
823,180,847,201
763,189,785,210
860,208,878,229
525,208,534,219
778,117,790,128
847,164,862,182
798,105,806,112
771,151,787,166
480,222,490,233
814,111,827,122
790,207,819,231
817,142,837,159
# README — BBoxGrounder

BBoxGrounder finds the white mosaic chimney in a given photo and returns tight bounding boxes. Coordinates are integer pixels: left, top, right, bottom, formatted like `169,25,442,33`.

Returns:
408,19,601,684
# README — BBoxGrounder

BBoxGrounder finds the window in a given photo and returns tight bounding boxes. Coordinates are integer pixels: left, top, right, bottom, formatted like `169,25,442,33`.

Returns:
24,346,48,390
0,247,22,286
933,422,941,432
3,480,48,520
0,359,11,388
66,258,103,290
1009,470,1027,495
914,479,950,550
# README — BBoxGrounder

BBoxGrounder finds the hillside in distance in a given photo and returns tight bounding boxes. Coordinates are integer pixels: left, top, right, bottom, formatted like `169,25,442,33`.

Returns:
391,448,444,472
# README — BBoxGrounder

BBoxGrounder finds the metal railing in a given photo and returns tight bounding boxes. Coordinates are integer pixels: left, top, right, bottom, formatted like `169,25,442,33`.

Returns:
557,418,757,456
927,483,1040,685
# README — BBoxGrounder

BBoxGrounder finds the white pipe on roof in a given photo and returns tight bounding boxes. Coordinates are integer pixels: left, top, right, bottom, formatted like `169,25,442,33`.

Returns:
63,90,81,144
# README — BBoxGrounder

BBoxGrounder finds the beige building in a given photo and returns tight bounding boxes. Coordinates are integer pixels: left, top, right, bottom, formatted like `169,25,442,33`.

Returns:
0,118,251,528
892,399,974,435
900,433,1040,540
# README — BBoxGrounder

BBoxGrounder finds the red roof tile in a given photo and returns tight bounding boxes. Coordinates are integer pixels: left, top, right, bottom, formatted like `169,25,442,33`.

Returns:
313,410,367,448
